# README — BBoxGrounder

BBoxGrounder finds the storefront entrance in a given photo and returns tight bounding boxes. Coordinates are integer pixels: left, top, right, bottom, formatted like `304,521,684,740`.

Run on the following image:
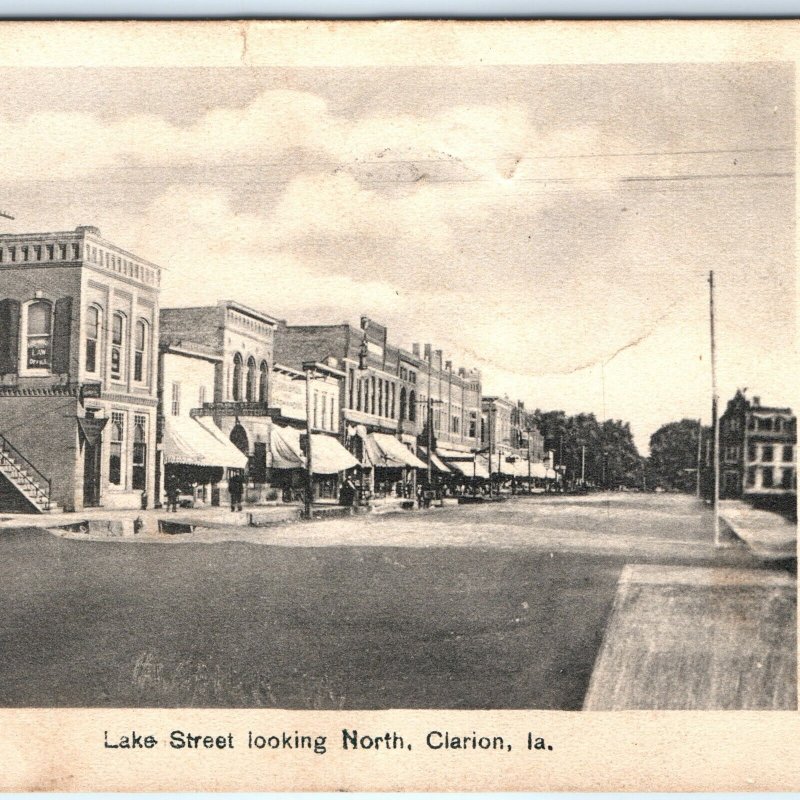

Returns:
78,414,106,508
83,440,101,507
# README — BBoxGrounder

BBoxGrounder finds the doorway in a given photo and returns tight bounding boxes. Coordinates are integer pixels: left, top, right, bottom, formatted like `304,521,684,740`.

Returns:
83,439,101,507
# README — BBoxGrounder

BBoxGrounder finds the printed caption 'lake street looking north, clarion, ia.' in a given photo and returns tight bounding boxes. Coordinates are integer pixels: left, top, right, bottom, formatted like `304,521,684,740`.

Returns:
103,729,556,754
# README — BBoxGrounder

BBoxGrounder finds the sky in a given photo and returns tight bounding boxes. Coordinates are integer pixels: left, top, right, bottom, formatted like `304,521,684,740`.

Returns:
0,63,794,452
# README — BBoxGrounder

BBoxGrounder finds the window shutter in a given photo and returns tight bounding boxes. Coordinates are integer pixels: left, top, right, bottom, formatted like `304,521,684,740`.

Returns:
52,297,73,376
0,299,20,375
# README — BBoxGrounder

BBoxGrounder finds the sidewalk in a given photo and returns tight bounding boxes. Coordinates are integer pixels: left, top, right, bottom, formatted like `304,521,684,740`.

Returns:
584,563,797,710
720,500,797,560
0,503,300,536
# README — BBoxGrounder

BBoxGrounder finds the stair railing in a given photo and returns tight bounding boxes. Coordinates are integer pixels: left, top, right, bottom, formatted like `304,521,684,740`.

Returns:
0,434,52,509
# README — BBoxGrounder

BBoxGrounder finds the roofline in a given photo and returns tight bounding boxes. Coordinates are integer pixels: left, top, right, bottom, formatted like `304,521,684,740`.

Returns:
0,228,162,270
218,299,282,327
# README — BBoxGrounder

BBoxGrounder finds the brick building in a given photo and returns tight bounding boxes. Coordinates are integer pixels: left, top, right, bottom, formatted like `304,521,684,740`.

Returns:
0,225,160,512
159,301,279,500
719,389,796,499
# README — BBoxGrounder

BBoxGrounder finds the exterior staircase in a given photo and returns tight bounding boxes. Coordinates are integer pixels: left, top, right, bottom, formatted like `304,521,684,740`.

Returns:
0,435,61,513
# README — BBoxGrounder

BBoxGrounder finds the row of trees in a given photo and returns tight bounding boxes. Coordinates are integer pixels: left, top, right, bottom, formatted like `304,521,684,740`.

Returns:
530,412,712,493
531,410,644,489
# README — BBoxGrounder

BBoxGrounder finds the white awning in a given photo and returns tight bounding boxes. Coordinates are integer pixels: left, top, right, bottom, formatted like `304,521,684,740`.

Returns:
418,446,451,473
366,432,428,469
309,433,360,474
270,425,359,474
437,448,486,479
530,462,548,479
164,415,248,470
471,455,492,480
270,424,304,470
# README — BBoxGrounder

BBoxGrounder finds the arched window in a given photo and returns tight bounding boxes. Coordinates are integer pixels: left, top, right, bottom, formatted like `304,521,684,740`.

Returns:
25,299,52,371
84,305,101,374
132,415,147,491
258,361,269,403
232,353,243,401
111,312,126,381
408,390,417,422
134,319,148,382
109,411,124,486
399,387,407,421
246,356,257,402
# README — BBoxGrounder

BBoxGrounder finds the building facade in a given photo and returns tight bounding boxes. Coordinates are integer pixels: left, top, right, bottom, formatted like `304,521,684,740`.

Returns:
719,390,796,499
0,225,160,512
160,301,279,492
274,317,485,494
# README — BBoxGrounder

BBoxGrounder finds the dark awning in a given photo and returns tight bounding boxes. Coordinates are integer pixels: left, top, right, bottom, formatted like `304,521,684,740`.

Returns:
77,416,108,447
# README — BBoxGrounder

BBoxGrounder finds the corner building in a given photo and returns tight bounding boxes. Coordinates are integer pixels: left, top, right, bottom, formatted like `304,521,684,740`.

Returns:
0,226,160,512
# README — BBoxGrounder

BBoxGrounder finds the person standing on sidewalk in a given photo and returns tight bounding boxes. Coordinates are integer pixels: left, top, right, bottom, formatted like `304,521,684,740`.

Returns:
228,472,244,512
165,473,180,513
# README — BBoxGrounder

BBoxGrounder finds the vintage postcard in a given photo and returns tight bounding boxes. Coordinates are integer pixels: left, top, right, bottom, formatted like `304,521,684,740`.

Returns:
0,19,797,792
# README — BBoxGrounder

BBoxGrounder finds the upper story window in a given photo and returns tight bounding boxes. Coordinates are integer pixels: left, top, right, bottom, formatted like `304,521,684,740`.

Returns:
85,305,101,374
756,417,774,432
24,299,53,372
724,445,738,463
46,244,54,260
111,312,126,381
134,319,148,383
246,356,257,402
259,361,269,403
783,445,794,463
232,353,243,401
762,445,774,462
20,246,29,261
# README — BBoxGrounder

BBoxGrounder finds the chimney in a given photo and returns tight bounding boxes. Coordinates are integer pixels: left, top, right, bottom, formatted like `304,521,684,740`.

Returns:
458,367,466,378
753,396,761,407
424,344,432,360
445,360,452,371
412,343,420,356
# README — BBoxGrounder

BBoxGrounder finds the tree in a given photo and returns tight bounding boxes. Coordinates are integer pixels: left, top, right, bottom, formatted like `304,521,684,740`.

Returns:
532,409,643,489
646,419,710,492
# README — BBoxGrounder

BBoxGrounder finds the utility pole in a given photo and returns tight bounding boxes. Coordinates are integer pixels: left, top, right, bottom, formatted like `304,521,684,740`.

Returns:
303,365,314,521
696,418,703,498
709,271,721,547
426,395,433,487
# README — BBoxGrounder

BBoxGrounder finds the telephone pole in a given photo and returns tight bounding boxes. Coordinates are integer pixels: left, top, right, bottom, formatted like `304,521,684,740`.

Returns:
696,418,703,498
709,271,721,547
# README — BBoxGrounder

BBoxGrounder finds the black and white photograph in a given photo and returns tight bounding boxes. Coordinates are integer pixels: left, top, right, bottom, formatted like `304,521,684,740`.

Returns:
0,22,795,735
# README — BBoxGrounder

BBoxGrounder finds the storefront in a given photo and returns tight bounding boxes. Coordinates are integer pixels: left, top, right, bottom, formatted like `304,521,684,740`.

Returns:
361,430,427,499
163,414,248,505
269,423,360,501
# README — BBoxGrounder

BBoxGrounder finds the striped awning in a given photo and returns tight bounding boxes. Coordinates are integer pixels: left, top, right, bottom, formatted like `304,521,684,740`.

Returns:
164,415,248,470
270,425,360,474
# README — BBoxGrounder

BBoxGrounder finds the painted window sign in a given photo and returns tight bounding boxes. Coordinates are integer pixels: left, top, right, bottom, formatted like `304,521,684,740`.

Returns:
26,300,52,369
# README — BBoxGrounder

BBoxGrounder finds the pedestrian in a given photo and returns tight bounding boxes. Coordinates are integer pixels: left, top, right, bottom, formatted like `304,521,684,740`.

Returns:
165,472,179,513
228,472,244,512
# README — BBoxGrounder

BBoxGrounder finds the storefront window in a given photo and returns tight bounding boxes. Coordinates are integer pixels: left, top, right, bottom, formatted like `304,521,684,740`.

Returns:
109,412,124,486
132,415,147,491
